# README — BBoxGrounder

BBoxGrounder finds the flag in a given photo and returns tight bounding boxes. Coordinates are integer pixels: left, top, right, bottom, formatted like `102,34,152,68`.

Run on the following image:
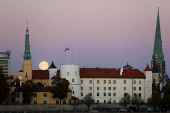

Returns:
65,47,69,52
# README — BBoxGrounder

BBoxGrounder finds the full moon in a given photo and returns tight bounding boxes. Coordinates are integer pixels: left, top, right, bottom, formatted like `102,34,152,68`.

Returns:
39,61,49,70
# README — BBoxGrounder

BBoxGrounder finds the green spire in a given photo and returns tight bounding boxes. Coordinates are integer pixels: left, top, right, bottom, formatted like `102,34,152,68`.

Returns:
152,6,164,62
23,22,31,60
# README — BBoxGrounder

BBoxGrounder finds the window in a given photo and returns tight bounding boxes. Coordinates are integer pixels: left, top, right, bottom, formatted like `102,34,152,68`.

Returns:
43,93,47,97
113,87,116,90
97,80,100,84
81,87,83,90
44,82,46,86
104,87,106,90
97,87,99,90
108,92,111,96
139,80,141,84
43,100,47,104
113,80,116,84
104,80,106,84
139,87,141,91
81,80,83,84
73,91,74,94
56,100,59,104
108,87,111,90
114,100,116,103
104,100,106,103
97,92,99,96
104,92,106,96
124,87,126,91
90,92,92,96
72,79,74,82
67,72,69,75
134,80,136,84
108,80,111,84
89,87,92,90
133,87,136,90
63,100,66,104
34,100,37,105
97,100,99,103
81,92,83,96
89,80,92,84
16,93,19,98
124,80,126,84
139,93,141,97
113,92,116,96
72,87,73,89
34,93,37,97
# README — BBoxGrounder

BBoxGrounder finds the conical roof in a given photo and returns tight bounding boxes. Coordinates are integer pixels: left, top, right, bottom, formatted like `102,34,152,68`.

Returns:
123,63,133,69
49,61,56,69
144,64,152,71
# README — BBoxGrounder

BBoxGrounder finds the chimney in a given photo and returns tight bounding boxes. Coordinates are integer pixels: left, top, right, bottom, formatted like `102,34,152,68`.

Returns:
120,67,123,76
20,81,22,86
160,83,162,91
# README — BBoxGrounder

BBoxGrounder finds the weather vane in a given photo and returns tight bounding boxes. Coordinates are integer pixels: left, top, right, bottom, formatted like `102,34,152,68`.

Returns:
157,4,159,7
26,20,28,27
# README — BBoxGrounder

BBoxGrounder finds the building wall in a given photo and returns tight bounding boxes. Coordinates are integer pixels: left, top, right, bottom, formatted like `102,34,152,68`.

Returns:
33,79,49,86
152,73,159,84
22,60,32,81
80,78,146,103
144,71,152,102
0,50,11,76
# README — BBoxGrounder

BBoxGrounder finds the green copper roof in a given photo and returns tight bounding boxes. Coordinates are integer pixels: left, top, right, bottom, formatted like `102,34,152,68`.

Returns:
23,26,31,60
152,7,164,62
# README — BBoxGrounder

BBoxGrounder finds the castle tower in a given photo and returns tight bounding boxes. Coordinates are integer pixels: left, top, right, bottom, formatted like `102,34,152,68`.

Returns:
48,61,57,86
60,64,81,100
151,6,165,81
22,21,32,81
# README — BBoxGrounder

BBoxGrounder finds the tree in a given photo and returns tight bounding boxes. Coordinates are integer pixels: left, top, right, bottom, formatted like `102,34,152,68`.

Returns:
36,82,43,86
83,93,94,111
51,77,70,105
22,80,36,104
119,93,131,110
69,96,80,111
147,92,161,109
132,93,144,109
0,67,10,104
161,94,170,109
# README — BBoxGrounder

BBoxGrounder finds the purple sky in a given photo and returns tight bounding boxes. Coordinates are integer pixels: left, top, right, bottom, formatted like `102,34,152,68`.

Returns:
0,0,170,77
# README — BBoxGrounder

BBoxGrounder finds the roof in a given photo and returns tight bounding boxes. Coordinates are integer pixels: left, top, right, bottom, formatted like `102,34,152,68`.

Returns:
48,61,57,69
80,68,108,78
8,75,13,79
123,63,133,69
32,70,49,79
51,70,60,79
144,64,152,71
80,68,145,78
34,86,71,92
9,78,25,86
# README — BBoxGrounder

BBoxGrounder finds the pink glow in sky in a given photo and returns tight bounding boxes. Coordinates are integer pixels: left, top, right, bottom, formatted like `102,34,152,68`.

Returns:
0,0,170,76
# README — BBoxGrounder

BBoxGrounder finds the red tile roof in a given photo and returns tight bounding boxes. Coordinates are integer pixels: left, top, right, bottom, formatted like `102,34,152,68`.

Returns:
80,68,145,78
8,75,13,79
9,78,25,86
32,70,49,79
144,65,152,71
80,68,108,78
34,86,71,92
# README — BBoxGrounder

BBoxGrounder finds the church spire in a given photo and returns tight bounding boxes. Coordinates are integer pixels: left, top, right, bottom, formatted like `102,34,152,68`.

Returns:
152,5,164,62
23,21,31,60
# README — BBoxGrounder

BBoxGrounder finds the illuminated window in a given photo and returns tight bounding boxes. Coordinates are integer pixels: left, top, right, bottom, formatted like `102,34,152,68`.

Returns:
67,72,69,75
134,80,136,84
113,80,116,84
97,87,99,90
108,80,111,84
89,80,92,84
124,80,126,84
81,80,83,84
139,80,141,84
124,87,126,91
104,87,106,90
89,87,92,90
113,87,116,90
97,80,100,84
81,87,83,90
104,80,106,84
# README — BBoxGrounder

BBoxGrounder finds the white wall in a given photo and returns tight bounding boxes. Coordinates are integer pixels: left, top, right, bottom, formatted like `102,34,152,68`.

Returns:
49,68,57,86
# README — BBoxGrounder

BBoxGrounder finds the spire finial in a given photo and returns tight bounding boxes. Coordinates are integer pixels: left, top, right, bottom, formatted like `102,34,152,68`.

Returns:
26,20,28,27
157,4,159,7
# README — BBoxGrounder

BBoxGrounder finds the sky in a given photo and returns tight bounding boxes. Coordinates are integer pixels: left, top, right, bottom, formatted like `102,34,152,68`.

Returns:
0,0,170,77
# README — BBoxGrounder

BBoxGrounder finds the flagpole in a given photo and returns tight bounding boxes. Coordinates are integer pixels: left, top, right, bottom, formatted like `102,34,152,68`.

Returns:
69,49,70,64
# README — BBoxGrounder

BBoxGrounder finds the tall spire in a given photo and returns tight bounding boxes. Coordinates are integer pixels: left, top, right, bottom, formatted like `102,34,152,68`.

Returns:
152,5,164,62
23,21,31,60
152,52,158,73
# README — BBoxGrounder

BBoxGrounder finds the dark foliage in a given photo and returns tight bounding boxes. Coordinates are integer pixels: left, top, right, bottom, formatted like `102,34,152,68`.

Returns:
132,93,144,109
83,93,94,111
119,93,131,110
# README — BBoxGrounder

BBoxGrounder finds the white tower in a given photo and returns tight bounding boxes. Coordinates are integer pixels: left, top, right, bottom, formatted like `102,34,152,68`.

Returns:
48,61,57,86
60,64,81,100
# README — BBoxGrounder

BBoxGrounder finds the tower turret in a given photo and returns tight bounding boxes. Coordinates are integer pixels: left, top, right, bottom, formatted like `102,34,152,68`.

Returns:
48,61,57,86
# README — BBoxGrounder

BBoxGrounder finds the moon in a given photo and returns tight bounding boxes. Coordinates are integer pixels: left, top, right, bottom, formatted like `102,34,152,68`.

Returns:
39,61,48,70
